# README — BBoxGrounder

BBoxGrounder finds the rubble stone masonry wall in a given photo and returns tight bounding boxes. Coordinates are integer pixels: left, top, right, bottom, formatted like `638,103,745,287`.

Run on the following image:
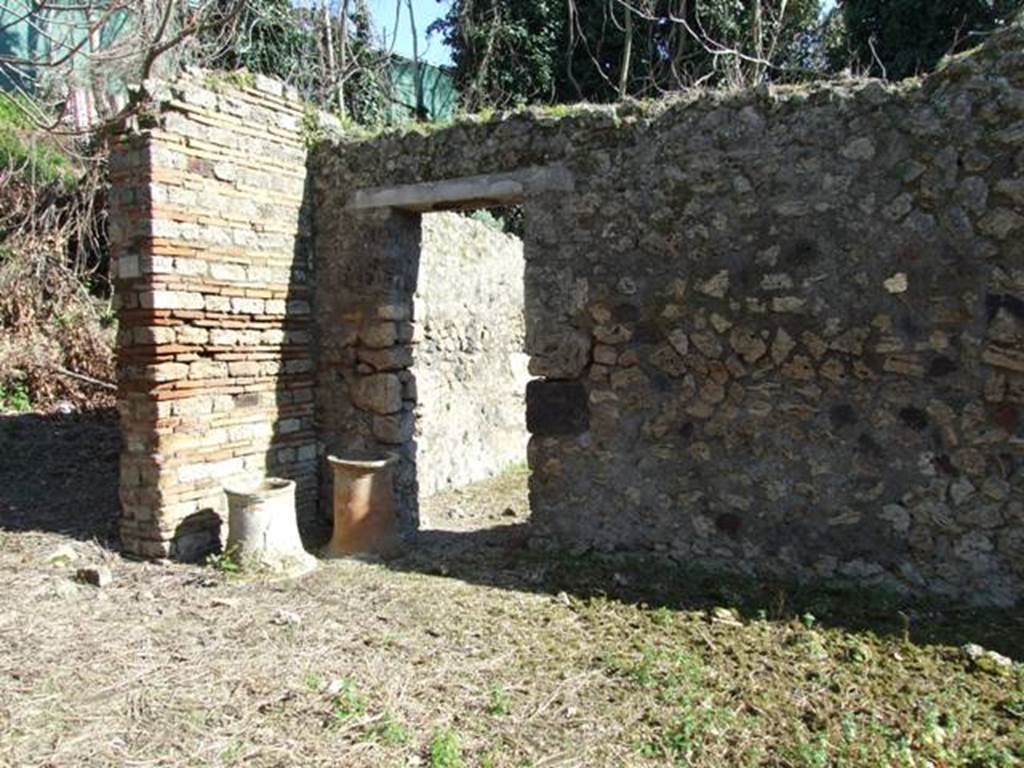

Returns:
314,21,1024,604
116,19,1024,603
110,74,318,559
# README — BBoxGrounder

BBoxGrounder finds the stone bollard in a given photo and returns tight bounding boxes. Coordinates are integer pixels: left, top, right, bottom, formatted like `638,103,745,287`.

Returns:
223,477,317,577
323,453,400,557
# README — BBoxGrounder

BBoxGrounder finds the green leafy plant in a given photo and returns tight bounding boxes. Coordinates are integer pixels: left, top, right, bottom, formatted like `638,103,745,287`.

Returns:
301,107,327,147
206,547,241,574
205,69,257,92
833,0,1021,80
428,728,463,768
433,0,822,109
649,606,674,627
372,713,410,746
1002,693,1024,721
197,0,391,128
783,735,830,768
612,647,728,763
330,679,366,721
467,208,506,232
487,685,511,716
218,742,243,763
303,672,323,691
0,93,76,189
0,381,32,413
960,740,1022,768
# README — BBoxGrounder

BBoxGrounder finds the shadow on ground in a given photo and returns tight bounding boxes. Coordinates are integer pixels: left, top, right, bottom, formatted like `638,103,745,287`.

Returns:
0,408,120,543
388,524,1024,661
2,411,1021,662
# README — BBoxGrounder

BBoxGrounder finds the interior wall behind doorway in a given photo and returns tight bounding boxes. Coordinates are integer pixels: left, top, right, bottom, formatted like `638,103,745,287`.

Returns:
313,205,529,531
414,212,530,502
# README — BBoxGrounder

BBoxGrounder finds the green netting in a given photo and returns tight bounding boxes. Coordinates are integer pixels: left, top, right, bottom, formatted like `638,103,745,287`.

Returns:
385,57,456,123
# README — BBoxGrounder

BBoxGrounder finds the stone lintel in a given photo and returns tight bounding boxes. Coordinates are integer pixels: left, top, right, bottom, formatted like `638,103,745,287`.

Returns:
347,165,575,212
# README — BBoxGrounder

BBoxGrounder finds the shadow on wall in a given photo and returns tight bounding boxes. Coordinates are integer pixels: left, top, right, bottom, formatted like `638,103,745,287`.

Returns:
163,168,323,562
0,408,120,543
315,207,425,533
315,207,532,533
384,523,1024,661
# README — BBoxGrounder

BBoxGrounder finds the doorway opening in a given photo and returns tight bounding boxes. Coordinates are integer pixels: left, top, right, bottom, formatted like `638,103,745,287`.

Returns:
332,166,574,540
413,206,531,535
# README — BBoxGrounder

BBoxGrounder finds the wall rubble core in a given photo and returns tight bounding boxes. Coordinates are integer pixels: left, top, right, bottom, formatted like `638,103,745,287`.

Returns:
114,19,1024,605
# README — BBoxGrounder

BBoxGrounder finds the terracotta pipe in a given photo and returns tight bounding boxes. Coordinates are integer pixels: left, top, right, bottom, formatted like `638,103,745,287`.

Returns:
323,453,400,557
223,477,316,577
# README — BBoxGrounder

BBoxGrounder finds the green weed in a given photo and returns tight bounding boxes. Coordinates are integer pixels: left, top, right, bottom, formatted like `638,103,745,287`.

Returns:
649,606,675,627
303,672,323,691
206,547,241,575
500,460,530,478
784,735,830,768
218,741,243,763
613,647,729,763
0,381,31,413
487,685,511,716
371,713,410,746
0,93,75,188
329,679,366,721
427,728,463,768
960,740,1022,768
301,107,327,146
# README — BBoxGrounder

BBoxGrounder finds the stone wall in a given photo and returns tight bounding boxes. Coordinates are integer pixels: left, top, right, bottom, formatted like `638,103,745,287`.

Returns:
110,73,319,559
114,19,1024,604
313,20,1024,605
415,213,529,500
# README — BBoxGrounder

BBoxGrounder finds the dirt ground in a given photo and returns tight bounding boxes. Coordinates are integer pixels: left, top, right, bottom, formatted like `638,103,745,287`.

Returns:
1,411,1023,768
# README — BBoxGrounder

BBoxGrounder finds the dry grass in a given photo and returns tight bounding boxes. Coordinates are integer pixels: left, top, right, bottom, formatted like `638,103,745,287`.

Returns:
1,415,1023,768
0,104,114,414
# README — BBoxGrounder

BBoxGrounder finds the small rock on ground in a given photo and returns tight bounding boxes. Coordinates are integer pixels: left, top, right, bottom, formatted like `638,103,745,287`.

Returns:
76,566,113,588
962,643,1014,675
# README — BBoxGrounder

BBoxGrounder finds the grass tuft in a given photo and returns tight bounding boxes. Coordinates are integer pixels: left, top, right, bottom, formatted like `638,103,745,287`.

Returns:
428,728,463,768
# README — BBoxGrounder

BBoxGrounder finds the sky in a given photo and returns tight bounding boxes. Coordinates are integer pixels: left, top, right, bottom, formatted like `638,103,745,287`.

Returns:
366,0,839,68
367,0,453,66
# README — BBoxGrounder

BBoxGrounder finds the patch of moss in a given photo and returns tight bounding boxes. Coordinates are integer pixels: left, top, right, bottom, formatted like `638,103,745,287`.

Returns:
203,69,257,93
537,102,598,119
300,106,326,147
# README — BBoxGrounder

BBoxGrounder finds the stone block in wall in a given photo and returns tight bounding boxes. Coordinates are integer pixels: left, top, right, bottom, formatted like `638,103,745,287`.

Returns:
360,322,398,348
373,411,416,444
527,329,592,379
352,373,403,414
526,381,589,436
357,346,414,371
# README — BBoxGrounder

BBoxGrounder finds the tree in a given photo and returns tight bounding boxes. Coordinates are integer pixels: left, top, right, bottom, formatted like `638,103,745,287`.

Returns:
431,0,824,110
201,0,391,125
830,0,1023,80
0,0,241,129
430,0,562,110
205,0,315,89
